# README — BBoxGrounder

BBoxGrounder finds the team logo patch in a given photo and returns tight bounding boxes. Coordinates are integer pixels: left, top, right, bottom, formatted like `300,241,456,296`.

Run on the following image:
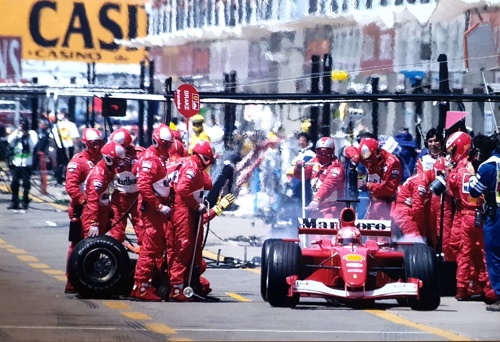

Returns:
418,185,426,196
87,161,94,169
186,169,196,179
142,161,152,172
67,162,77,172
343,254,365,262
93,180,103,191
391,169,400,178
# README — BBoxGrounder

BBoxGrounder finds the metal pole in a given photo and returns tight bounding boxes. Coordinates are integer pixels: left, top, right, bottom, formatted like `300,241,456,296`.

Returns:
31,77,38,131
86,64,91,127
321,54,332,138
91,62,96,128
223,73,231,149
310,55,320,144
138,60,146,147
147,59,155,147
437,54,450,135
481,68,497,131
371,77,379,138
164,77,173,124
68,77,77,123
413,76,424,149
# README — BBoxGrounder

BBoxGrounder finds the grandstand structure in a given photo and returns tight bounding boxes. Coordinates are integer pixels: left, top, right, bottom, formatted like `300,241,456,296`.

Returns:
120,0,500,137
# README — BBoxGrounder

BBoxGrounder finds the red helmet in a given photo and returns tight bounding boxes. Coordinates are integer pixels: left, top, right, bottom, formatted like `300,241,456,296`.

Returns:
81,128,104,159
171,129,183,142
101,141,126,167
134,145,146,156
315,137,335,165
152,124,173,157
192,140,215,168
169,139,185,157
445,131,471,166
358,138,380,162
336,227,362,246
110,128,133,149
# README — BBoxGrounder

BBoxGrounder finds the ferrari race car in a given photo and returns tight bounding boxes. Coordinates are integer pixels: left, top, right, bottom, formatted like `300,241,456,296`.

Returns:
261,200,441,311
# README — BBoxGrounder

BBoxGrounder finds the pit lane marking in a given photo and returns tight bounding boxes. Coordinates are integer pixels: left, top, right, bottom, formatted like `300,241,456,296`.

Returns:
364,309,472,341
7,248,27,254
226,292,251,302
145,323,176,334
29,263,50,269
121,311,152,320
17,255,38,262
172,328,431,334
104,301,131,310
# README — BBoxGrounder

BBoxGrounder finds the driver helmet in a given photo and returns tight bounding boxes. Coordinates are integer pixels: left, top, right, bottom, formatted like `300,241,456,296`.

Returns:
336,227,362,246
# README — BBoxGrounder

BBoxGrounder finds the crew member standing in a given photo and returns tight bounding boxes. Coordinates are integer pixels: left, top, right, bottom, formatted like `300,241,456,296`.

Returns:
169,141,227,301
81,142,125,239
467,134,500,311
108,128,141,244
345,137,402,220
294,137,345,218
7,119,38,210
130,125,175,301
64,128,104,293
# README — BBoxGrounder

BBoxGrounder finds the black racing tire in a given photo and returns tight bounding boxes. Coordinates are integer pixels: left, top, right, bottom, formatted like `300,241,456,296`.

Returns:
260,238,282,301
68,235,130,299
266,241,301,308
404,243,440,311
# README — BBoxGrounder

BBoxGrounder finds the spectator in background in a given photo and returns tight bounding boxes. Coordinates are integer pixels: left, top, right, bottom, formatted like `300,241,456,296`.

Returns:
49,111,80,186
33,118,52,172
7,119,38,209
416,128,444,173
394,127,418,177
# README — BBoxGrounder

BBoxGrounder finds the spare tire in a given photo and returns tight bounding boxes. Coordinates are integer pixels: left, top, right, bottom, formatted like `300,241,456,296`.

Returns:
404,243,440,311
68,235,130,299
260,238,281,301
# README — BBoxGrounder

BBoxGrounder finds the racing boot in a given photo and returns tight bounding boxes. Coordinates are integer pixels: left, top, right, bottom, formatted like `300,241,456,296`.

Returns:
486,300,500,312
64,281,76,294
468,282,484,299
484,287,499,305
169,284,192,302
130,282,161,302
455,287,469,301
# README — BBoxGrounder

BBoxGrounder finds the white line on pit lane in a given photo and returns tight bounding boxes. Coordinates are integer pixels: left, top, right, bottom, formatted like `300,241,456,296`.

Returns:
0,326,148,331
174,328,431,334
0,326,431,334
45,221,57,227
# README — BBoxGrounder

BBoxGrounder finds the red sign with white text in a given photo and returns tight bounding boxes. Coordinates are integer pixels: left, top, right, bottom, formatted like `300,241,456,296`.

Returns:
174,84,200,118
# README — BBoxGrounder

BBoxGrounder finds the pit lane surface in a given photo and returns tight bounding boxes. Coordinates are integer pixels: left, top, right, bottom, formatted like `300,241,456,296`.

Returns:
0,194,498,341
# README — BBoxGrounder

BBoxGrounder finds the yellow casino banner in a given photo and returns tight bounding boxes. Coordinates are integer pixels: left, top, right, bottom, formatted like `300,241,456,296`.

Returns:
0,0,148,64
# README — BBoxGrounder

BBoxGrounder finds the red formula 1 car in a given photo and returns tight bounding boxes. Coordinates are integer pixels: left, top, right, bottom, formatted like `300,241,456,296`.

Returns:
261,200,440,311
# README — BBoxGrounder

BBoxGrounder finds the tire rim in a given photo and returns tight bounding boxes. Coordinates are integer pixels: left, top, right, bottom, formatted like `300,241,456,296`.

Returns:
82,247,119,283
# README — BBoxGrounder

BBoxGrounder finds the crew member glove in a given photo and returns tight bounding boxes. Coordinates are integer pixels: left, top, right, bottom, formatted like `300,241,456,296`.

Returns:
218,193,235,210
307,200,319,211
295,160,305,168
88,225,99,238
157,204,172,216
197,203,206,213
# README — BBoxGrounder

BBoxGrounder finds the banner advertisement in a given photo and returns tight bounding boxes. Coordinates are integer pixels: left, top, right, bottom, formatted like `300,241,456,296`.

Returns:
0,36,22,81
0,0,148,64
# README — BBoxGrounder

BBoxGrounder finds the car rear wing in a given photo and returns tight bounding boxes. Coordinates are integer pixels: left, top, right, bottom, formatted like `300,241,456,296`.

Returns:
297,217,392,237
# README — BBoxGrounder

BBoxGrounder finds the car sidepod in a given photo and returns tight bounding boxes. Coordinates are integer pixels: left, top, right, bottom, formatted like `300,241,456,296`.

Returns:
266,241,302,307
404,243,440,311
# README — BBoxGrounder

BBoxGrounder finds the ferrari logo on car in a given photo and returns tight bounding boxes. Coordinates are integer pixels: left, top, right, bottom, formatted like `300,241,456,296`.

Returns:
343,254,365,262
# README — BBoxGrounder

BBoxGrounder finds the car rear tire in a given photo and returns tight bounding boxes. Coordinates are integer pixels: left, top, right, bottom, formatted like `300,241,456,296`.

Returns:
260,238,281,301
68,235,130,299
266,241,301,308
404,243,440,311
